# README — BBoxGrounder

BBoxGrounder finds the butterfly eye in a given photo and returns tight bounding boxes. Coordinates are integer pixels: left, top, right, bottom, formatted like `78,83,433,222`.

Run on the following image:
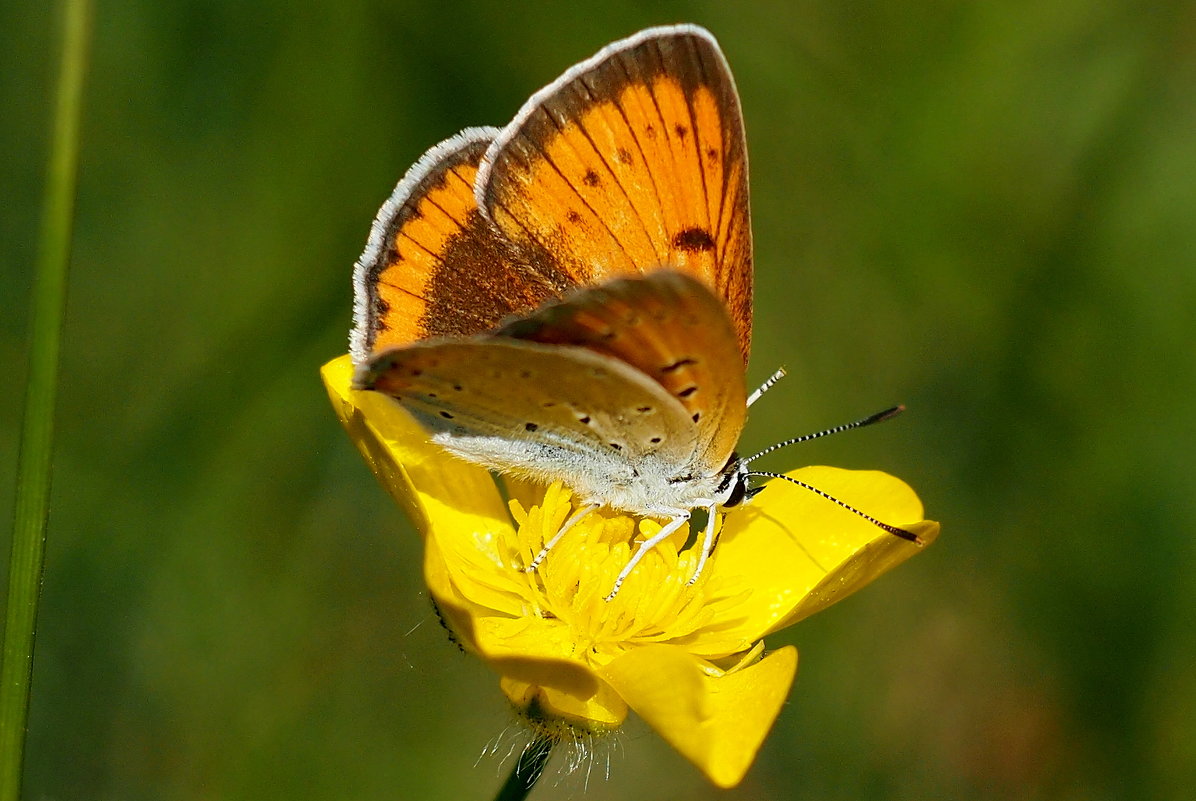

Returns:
722,476,749,508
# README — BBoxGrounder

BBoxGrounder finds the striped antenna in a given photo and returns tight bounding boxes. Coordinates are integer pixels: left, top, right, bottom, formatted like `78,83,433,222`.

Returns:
745,470,923,544
742,405,904,464
747,368,787,407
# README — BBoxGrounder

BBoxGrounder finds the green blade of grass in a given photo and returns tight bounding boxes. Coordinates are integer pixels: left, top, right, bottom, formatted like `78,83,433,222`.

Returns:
0,0,93,797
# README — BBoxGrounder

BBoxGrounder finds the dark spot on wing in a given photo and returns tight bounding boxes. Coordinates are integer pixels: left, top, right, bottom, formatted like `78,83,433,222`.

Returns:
672,227,715,252
439,411,454,419
566,210,582,223
578,415,591,425
661,358,697,374
677,386,698,398
583,169,600,187
674,124,689,140
609,442,622,451
615,148,633,164
524,422,538,432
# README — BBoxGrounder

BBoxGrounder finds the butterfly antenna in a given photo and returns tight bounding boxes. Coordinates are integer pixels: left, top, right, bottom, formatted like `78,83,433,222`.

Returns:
747,368,787,407
741,405,904,464
745,470,924,544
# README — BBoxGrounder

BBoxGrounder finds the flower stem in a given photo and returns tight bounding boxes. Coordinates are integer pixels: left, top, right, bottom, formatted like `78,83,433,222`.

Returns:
493,735,554,801
0,0,92,798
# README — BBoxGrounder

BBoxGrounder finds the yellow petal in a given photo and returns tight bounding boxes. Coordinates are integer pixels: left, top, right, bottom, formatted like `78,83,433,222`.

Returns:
715,466,940,639
422,506,527,618
601,644,798,788
501,676,627,730
320,355,510,536
433,587,626,728
426,533,614,714
421,525,487,652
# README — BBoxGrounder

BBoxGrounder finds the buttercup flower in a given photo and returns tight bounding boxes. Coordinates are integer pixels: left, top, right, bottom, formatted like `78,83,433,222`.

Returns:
322,354,939,787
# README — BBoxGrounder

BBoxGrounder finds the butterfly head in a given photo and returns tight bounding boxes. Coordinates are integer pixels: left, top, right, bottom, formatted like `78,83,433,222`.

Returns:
712,453,764,510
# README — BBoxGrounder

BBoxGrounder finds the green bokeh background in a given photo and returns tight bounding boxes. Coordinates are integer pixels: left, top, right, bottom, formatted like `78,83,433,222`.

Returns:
4,1,1194,799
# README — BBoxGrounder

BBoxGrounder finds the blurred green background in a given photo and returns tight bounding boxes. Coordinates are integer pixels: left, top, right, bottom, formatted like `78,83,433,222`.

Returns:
4,1,1194,799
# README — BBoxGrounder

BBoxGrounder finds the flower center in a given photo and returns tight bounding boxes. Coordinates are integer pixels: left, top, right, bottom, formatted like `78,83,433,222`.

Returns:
505,484,742,666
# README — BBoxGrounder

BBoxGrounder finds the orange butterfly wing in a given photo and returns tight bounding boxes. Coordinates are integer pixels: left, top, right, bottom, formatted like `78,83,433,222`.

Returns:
475,25,753,364
353,24,752,380
350,128,572,362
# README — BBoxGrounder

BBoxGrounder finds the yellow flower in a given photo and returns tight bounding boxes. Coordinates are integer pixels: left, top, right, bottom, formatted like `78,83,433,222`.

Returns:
321,354,939,788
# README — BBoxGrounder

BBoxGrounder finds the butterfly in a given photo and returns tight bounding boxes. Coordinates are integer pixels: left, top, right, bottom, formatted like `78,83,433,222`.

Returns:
349,25,916,599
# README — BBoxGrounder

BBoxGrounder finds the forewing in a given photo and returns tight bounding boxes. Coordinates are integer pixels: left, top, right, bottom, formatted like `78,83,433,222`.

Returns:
350,128,573,364
475,25,753,362
497,272,746,472
357,339,698,485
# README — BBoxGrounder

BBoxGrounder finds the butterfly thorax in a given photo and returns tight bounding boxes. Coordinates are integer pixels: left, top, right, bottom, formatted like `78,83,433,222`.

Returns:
412,418,737,513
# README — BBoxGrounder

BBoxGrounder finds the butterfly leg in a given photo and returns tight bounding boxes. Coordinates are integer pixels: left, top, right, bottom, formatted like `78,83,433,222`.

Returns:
525,502,599,573
686,502,721,586
604,510,690,602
